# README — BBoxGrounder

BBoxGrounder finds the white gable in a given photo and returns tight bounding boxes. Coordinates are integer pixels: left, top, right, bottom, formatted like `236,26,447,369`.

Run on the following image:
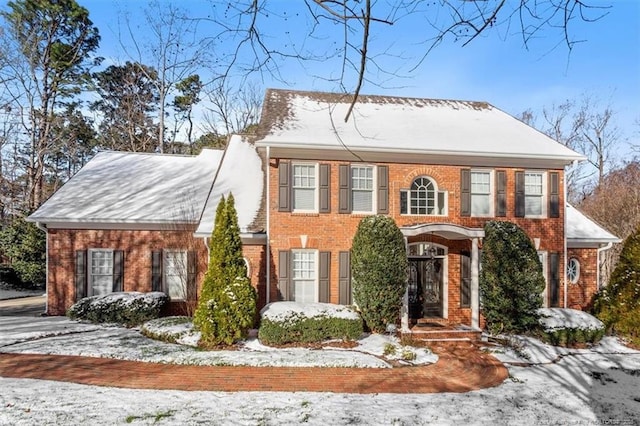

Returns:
566,204,620,247
194,135,264,237
255,90,585,167
28,149,223,226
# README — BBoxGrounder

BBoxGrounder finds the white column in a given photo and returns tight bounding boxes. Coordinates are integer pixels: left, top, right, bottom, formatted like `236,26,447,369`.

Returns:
471,237,480,330
401,236,410,332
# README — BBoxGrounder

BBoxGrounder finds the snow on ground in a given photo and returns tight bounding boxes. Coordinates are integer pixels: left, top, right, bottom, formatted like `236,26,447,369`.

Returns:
1,316,639,425
537,307,605,331
0,282,43,300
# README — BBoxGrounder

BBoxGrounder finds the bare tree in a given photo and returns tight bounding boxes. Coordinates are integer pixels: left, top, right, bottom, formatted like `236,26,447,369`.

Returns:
202,81,263,141
119,1,212,153
201,0,609,121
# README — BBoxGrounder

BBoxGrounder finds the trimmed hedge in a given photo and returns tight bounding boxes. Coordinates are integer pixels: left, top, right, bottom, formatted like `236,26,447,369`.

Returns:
537,308,605,347
67,292,168,327
539,327,605,347
258,303,363,345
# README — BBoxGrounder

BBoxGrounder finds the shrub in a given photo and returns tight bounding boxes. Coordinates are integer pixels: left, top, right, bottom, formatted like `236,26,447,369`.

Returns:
193,194,257,347
0,216,45,288
140,316,198,345
351,215,408,333
67,292,168,327
593,226,640,346
537,308,605,347
258,302,363,345
480,221,545,335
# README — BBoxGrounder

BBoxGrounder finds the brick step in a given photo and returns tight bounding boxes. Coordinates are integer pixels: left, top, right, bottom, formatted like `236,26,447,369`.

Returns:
404,327,482,342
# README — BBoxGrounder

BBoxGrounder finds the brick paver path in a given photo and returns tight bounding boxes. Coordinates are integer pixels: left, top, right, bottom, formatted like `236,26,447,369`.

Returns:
0,341,507,394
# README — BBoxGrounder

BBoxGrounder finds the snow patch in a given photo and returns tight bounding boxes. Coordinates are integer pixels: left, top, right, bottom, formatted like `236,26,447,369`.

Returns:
537,308,605,331
260,301,361,321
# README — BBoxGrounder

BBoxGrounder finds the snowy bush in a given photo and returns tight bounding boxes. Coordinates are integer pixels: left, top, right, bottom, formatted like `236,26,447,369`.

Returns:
67,292,168,327
140,316,200,346
258,302,363,345
537,308,605,347
351,215,407,333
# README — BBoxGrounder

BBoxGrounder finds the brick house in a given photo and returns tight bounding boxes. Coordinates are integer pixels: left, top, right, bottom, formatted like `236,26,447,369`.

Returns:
28,89,619,332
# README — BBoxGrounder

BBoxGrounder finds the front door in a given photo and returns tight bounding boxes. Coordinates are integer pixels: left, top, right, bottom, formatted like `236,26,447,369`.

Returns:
408,258,443,319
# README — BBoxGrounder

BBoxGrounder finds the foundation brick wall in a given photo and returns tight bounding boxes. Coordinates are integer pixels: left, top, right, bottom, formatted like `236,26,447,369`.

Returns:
268,158,567,323
46,228,265,316
567,248,599,310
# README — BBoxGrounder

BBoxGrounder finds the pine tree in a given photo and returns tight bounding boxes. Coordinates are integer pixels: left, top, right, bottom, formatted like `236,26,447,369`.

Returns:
193,194,257,347
351,215,407,333
593,226,640,346
480,221,545,334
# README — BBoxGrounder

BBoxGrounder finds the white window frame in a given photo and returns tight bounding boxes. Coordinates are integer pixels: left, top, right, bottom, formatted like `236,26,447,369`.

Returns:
525,171,547,218
88,249,113,297
470,170,494,217
351,165,376,214
402,176,447,216
163,249,188,301
292,162,319,213
567,257,580,284
291,249,318,303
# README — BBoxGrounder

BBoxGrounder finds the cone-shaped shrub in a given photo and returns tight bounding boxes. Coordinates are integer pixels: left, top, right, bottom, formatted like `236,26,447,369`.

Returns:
351,215,407,333
480,221,545,334
193,194,257,347
593,226,640,346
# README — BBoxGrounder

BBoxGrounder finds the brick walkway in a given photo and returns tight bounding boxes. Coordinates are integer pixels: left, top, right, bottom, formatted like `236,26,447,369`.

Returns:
0,341,507,394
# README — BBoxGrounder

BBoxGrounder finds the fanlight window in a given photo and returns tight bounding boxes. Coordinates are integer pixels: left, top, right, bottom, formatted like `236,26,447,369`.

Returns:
407,242,446,257
400,177,447,216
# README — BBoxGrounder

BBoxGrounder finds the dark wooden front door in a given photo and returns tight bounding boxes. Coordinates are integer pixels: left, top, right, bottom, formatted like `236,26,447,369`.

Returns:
408,258,444,319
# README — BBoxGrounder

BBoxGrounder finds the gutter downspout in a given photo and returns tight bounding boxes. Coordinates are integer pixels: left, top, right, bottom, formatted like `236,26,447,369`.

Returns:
563,170,568,308
265,146,271,305
35,222,48,315
596,242,614,291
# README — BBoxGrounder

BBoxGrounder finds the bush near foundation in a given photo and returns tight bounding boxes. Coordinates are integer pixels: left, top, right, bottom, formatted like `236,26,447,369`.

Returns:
67,292,168,327
537,308,605,347
258,302,363,345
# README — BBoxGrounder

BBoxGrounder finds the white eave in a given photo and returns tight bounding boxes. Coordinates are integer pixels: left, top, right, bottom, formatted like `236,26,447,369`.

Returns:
566,204,620,248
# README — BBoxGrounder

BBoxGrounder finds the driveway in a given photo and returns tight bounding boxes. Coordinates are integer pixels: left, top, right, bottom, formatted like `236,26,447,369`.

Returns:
0,295,46,317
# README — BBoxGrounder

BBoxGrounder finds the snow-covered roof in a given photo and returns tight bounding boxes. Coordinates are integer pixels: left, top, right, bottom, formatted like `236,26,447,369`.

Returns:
566,204,620,247
255,89,586,168
28,149,223,227
194,135,265,237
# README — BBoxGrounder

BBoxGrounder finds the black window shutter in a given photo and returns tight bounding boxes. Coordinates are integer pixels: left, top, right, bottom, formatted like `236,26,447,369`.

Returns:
549,252,560,307
377,165,389,214
75,250,87,300
319,251,331,303
112,250,124,292
549,172,560,218
151,251,163,292
515,171,525,217
319,163,331,213
460,252,471,308
338,164,352,214
400,190,408,215
278,160,291,212
460,169,471,217
278,250,292,301
187,251,197,301
338,251,351,305
496,170,507,217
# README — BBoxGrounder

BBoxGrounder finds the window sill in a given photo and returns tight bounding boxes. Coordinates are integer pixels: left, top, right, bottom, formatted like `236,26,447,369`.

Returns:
291,212,320,217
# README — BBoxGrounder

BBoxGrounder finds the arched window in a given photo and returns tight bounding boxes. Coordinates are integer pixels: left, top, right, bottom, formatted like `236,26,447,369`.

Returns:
401,177,447,215
567,258,580,284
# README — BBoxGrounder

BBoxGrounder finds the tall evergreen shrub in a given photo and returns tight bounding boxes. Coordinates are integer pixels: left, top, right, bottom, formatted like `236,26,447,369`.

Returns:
593,226,640,346
193,194,257,347
351,215,407,333
480,221,545,334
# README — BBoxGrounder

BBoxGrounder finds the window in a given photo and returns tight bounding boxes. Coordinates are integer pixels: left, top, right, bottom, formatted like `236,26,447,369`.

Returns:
470,171,491,216
292,250,317,303
164,250,187,300
292,163,317,211
401,177,446,215
525,172,544,216
351,165,374,212
89,249,113,296
567,258,580,284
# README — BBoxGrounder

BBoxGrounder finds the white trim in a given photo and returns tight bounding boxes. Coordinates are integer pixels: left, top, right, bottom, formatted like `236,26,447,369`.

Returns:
538,251,549,308
291,249,319,303
87,248,114,297
567,257,580,284
401,176,448,217
163,249,188,301
470,169,494,218
524,170,547,218
350,164,377,214
266,146,271,305
401,223,484,240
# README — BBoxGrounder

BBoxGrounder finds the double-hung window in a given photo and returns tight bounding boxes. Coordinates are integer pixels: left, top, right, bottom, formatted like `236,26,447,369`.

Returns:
351,165,374,213
164,250,188,300
292,163,317,212
89,249,113,296
470,171,492,216
292,250,317,303
525,172,545,217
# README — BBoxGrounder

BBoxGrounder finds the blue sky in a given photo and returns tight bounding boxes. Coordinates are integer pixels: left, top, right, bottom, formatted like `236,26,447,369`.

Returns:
84,0,639,147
